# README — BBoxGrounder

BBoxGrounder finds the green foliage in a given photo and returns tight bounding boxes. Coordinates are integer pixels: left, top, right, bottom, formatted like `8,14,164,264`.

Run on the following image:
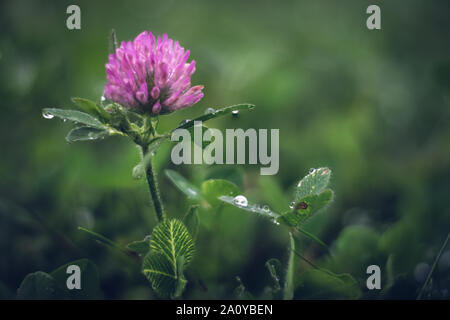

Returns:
175,104,255,130
378,219,422,274
44,101,254,150
183,205,199,239
277,167,333,228
187,123,211,149
216,168,334,232
17,259,101,300
0,282,11,299
4,0,449,300
417,232,450,300
78,227,125,253
132,136,168,179
204,167,244,188
42,108,106,129
295,269,361,300
71,97,111,122
294,227,329,252
264,259,283,298
214,170,335,300
294,167,331,201
277,190,333,227
42,99,255,299
66,126,109,142
17,271,65,300
165,169,203,201
259,175,289,213
142,219,195,298
201,179,239,207
127,236,151,256
326,225,382,281
219,195,280,221
233,276,254,299
283,232,295,300
50,259,101,299
166,172,241,210
42,102,128,143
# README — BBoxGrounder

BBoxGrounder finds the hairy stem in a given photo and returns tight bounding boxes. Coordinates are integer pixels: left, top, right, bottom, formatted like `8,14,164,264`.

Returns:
142,145,165,222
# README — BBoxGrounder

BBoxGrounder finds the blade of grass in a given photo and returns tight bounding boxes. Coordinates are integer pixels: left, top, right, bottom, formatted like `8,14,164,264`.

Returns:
295,228,331,255
283,232,295,300
293,249,319,269
417,232,450,300
78,227,137,260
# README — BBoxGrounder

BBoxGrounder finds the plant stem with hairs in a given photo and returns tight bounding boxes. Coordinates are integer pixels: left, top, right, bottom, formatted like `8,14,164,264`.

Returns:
142,144,165,222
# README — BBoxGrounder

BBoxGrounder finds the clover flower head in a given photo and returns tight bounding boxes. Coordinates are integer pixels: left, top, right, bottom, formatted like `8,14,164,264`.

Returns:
104,31,204,115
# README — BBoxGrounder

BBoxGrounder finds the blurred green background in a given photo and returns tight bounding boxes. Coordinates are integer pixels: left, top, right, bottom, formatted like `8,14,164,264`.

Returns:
1,0,450,299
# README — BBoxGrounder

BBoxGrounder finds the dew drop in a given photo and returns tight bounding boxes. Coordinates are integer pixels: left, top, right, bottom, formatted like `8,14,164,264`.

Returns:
232,110,239,117
42,111,54,119
101,95,106,102
179,119,191,126
205,107,216,115
262,205,270,212
289,201,295,209
132,164,144,180
309,168,316,174
233,195,248,207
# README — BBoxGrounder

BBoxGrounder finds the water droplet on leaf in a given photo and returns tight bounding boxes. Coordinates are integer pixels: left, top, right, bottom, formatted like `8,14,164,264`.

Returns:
205,107,216,115
233,195,248,207
179,119,191,126
289,201,295,209
42,111,54,119
132,164,144,180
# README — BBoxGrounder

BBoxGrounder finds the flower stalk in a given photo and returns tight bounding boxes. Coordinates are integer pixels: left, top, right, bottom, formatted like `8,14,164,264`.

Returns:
141,143,165,222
